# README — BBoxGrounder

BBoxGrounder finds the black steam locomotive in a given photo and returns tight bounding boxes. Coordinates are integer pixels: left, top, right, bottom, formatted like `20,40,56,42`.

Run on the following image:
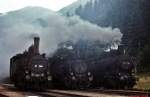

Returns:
50,40,137,89
10,37,52,89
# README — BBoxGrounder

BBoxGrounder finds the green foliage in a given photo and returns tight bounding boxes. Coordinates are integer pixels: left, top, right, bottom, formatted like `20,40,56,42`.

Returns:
137,42,150,72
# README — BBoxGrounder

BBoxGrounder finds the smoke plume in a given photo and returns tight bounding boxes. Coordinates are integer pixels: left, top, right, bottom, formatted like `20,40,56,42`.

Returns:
0,7,122,79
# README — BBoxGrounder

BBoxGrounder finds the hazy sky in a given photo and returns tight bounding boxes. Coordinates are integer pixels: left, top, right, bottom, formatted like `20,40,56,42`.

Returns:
0,0,77,13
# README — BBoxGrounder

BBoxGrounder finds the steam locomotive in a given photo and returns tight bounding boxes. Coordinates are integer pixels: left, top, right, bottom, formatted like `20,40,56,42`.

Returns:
10,37,136,90
49,40,137,89
10,37,52,89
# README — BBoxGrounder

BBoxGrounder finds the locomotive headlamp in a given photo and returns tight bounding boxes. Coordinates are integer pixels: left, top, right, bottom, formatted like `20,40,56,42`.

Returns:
48,76,52,81
34,64,38,68
118,73,121,76
47,71,50,75
39,65,44,68
89,76,93,81
25,70,29,74
120,76,124,80
35,74,40,77
124,75,128,78
132,72,135,76
41,73,44,77
25,75,30,80
122,61,130,65
31,73,35,76
70,72,74,76
88,72,91,76
72,76,76,80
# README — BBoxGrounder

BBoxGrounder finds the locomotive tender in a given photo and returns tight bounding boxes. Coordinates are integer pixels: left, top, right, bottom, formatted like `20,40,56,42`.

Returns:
10,37,52,89
49,40,137,89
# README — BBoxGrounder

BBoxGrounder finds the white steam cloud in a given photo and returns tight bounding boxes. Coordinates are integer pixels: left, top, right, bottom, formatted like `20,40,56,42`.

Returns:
0,7,122,79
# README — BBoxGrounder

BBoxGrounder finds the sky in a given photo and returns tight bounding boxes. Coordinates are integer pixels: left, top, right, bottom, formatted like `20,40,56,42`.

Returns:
0,0,77,13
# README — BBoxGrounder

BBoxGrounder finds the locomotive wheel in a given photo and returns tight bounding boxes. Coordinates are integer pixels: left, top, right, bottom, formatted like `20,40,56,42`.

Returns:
14,81,19,88
125,83,135,89
14,79,22,88
14,81,25,90
76,81,91,89
105,78,118,89
64,76,91,90
63,77,74,89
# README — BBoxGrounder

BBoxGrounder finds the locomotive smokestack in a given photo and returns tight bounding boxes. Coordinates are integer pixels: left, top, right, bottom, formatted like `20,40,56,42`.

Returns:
34,37,40,54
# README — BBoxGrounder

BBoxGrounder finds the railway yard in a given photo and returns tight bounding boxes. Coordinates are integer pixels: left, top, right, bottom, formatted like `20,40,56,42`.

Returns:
0,84,149,97
2,37,150,97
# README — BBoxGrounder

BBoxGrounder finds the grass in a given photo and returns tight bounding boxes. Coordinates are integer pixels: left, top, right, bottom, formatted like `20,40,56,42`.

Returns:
134,73,150,91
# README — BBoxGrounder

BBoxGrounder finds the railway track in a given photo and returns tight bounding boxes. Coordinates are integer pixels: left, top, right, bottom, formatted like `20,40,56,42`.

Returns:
85,89,150,97
0,89,117,97
46,89,123,97
0,84,150,97
34,91,87,97
45,89,150,97
0,84,86,97
0,84,108,97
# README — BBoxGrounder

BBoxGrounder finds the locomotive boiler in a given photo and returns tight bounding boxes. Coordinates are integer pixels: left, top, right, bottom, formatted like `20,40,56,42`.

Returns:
10,37,52,89
49,40,137,89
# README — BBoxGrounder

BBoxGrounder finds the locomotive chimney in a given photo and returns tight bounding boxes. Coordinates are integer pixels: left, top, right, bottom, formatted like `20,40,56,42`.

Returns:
34,37,40,54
